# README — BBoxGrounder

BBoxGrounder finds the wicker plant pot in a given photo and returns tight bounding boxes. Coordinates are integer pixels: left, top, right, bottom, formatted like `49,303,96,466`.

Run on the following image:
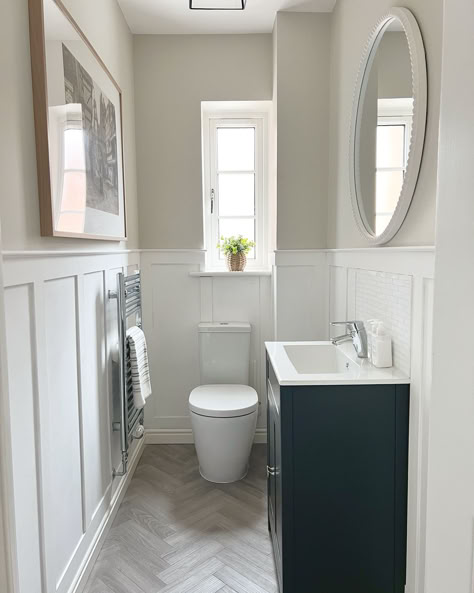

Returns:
226,252,247,272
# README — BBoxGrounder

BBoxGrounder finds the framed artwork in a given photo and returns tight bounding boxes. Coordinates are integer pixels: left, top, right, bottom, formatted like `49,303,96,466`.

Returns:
28,0,126,240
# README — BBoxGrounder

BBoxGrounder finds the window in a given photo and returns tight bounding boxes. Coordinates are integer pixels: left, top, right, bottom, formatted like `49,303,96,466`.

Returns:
375,99,413,235
375,121,409,235
49,104,87,234
202,111,268,269
59,127,87,232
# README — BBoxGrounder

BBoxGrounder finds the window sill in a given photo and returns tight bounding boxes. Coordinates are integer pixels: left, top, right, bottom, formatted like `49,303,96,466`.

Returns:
189,269,272,277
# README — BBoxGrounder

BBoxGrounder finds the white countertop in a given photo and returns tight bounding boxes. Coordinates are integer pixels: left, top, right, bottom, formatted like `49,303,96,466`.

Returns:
265,341,410,386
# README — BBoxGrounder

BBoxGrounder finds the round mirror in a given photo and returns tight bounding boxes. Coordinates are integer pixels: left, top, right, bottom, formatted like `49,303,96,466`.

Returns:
350,8,427,244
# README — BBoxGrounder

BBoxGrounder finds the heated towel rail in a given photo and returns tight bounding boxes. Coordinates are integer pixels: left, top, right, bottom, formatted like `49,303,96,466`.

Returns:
109,271,145,477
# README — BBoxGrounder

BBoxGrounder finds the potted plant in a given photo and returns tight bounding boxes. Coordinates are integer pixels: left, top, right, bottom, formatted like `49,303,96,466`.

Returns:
217,235,255,272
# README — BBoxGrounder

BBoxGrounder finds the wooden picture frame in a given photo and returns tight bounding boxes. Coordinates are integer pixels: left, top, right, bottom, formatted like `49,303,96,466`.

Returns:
28,0,127,240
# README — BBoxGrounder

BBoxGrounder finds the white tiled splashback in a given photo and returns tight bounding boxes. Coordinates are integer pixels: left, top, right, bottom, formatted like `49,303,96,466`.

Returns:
351,269,412,375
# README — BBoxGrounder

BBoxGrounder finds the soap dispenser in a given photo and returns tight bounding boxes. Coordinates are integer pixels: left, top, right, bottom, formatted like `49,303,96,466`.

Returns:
371,322,393,368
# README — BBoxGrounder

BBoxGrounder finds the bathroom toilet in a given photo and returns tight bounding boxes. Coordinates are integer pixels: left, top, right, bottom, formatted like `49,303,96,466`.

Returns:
189,322,258,483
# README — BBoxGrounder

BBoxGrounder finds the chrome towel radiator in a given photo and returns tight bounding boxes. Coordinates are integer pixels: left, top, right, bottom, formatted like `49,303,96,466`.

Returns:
109,271,145,477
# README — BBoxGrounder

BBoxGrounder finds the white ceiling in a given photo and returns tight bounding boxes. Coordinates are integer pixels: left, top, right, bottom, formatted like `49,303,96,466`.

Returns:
117,0,337,35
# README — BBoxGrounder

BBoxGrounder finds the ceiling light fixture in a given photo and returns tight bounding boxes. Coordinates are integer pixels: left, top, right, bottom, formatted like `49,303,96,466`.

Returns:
189,0,247,10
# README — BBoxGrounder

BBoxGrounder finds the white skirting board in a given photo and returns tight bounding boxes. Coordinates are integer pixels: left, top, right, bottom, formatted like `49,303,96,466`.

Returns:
145,428,267,445
71,437,146,593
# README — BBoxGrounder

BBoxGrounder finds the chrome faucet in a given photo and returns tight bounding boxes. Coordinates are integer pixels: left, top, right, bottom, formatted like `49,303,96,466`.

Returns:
331,320,368,358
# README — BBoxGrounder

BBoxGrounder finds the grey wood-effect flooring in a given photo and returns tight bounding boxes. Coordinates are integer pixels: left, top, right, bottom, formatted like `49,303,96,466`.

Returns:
84,444,277,593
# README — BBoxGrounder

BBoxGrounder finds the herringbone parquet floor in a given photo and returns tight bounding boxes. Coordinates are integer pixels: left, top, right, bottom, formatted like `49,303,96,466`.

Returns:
84,444,277,593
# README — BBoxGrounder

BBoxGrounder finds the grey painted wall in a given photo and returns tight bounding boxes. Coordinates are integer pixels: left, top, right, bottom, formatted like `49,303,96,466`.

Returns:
327,0,443,247
133,34,272,249
0,0,442,254
377,32,412,100
274,12,331,250
134,17,330,252
358,60,378,230
0,0,139,250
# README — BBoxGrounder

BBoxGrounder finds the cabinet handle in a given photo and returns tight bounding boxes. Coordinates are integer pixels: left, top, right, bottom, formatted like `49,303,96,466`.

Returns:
267,465,276,477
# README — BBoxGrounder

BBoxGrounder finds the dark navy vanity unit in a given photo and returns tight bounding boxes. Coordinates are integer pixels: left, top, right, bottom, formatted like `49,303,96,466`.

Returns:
266,356,410,593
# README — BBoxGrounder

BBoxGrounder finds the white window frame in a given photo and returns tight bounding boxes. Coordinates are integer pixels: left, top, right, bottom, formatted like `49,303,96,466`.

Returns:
202,109,268,271
375,98,413,234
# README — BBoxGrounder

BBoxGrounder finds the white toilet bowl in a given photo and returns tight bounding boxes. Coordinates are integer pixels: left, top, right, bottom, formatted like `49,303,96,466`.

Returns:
189,384,258,483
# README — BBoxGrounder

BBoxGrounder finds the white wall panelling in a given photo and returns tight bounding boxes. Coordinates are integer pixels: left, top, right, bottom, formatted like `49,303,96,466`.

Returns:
141,250,204,434
0,246,15,593
4,283,43,593
141,250,273,442
273,250,328,341
44,276,83,589
2,250,141,593
327,247,435,593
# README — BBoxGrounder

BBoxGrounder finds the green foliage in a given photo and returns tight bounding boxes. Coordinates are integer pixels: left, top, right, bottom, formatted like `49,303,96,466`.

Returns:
217,235,255,256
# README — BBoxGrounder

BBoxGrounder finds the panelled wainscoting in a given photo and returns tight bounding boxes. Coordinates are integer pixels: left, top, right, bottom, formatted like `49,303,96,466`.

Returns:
2,250,144,593
273,250,328,341
2,246,434,593
140,250,273,445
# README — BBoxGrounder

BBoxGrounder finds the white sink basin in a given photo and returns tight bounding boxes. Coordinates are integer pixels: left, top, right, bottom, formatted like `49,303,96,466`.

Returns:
265,341,409,386
283,343,357,375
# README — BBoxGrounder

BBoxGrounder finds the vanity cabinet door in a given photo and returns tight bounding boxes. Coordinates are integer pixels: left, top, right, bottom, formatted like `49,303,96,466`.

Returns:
267,381,276,532
291,384,409,593
267,378,283,585
273,392,283,561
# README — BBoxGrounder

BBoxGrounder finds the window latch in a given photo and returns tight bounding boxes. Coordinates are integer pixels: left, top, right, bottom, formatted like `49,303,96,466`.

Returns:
210,188,215,214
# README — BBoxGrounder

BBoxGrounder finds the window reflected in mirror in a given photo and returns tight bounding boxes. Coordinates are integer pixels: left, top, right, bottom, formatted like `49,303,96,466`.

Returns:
356,18,414,237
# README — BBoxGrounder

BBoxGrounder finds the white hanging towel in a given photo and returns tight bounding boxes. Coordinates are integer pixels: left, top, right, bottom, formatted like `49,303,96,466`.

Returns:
126,326,152,409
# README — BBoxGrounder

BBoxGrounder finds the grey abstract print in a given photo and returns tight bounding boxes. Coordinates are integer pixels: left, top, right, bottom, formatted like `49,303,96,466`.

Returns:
62,44,119,215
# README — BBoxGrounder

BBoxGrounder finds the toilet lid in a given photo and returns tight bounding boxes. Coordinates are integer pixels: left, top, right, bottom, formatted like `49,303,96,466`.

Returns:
189,384,258,418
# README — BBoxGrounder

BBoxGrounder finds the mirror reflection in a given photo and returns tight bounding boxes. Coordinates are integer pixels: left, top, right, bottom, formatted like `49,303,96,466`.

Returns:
356,18,413,236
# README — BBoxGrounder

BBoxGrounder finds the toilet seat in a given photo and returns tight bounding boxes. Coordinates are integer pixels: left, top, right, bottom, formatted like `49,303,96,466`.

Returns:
189,384,258,418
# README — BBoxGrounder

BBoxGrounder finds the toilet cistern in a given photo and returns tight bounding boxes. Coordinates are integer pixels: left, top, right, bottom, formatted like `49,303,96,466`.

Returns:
331,320,368,358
